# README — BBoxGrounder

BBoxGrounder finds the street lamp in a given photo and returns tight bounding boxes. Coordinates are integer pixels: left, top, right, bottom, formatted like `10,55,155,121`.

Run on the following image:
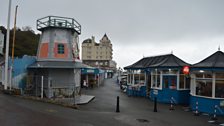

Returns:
4,0,12,90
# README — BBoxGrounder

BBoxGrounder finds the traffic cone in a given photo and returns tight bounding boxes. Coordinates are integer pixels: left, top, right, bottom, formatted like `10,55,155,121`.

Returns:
211,105,218,120
208,105,218,124
169,97,174,110
194,101,199,116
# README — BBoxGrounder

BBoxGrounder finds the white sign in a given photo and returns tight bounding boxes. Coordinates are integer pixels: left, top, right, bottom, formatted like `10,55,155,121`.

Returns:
0,30,4,54
0,31,4,46
153,89,158,95
220,100,224,107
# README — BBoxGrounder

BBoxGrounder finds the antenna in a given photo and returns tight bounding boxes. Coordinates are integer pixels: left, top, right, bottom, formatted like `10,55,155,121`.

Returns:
218,45,221,51
171,50,173,54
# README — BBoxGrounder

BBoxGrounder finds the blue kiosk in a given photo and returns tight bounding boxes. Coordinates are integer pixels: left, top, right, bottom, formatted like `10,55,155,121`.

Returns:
125,53,190,104
190,50,224,115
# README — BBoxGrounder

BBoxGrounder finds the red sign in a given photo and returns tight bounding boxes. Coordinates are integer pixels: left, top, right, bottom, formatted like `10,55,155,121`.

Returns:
183,66,190,75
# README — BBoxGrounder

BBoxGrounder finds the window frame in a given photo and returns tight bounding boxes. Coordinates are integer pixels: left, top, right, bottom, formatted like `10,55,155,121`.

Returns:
57,43,65,54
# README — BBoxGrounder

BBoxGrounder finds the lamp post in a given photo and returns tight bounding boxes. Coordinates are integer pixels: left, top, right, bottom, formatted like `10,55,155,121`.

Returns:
4,0,12,90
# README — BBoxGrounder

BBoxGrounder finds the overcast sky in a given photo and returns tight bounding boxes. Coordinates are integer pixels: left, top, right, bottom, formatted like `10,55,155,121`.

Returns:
1,0,224,68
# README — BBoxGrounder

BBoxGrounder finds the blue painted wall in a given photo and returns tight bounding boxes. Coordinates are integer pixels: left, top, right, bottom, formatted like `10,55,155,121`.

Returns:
150,89,190,105
190,95,224,115
126,85,147,97
9,55,36,89
10,55,36,76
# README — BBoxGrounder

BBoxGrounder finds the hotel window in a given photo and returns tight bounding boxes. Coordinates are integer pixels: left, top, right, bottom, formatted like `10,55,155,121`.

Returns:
215,73,224,98
195,72,212,97
57,44,64,54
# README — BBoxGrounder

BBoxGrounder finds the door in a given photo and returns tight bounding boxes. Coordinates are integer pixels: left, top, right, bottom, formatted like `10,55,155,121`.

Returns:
162,75,177,102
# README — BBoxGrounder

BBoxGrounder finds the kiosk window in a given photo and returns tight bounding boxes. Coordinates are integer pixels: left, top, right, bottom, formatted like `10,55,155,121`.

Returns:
215,80,224,98
215,73,224,98
180,74,190,89
152,70,161,88
196,79,212,97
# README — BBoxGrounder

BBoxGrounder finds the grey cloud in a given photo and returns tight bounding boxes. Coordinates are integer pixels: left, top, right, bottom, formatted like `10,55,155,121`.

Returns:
1,0,224,67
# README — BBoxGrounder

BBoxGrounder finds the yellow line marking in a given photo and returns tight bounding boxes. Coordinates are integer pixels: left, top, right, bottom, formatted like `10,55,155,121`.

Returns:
45,109,57,113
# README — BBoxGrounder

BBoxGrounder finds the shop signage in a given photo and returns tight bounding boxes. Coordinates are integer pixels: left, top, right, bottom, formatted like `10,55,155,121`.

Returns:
87,69,95,73
183,66,190,75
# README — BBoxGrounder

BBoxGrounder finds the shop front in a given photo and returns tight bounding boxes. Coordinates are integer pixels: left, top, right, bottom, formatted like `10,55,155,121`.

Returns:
150,68,190,104
190,51,224,115
81,67,105,88
126,69,147,97
124,53,190,104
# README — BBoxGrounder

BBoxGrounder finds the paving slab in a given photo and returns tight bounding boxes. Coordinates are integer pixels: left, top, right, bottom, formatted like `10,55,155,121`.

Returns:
76,95,95,105
54,95,95,105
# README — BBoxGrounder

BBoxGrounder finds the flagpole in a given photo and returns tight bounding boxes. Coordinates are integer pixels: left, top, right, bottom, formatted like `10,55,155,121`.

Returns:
10,5,18,90
4,0,12,90
12,5,18,65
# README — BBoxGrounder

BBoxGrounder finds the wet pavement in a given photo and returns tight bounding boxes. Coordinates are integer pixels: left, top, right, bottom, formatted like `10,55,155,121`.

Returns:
0,77,224,126
80,77,224,126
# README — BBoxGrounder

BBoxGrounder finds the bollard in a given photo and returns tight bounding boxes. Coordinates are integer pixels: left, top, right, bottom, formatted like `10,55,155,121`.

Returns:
169,97,174,110
194,101,199,116
211,105,218,120
116,96,120,113
154,97,157,112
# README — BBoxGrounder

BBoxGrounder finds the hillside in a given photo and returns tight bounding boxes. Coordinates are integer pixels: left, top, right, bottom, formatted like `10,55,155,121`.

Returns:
0,26,39,57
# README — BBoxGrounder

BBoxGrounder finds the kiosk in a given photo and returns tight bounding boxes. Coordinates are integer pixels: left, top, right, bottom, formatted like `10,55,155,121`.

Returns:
190,50,224,115
125,53,190,104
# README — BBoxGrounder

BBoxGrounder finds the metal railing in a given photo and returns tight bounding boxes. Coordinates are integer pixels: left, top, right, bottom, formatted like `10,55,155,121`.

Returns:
24,75,80,99
36,16,81,34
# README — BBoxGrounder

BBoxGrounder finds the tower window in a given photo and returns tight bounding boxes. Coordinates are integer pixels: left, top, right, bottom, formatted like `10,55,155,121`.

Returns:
58,44,64,54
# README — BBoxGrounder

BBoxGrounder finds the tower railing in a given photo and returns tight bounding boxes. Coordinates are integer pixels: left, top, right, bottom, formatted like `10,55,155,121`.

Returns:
37,16,81,34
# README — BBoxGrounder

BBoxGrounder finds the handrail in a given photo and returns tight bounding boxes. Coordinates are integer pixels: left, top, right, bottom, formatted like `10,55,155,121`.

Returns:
36,16,81,34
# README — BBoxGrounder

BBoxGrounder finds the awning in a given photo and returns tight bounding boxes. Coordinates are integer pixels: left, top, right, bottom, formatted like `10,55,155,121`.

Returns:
28,61,87,69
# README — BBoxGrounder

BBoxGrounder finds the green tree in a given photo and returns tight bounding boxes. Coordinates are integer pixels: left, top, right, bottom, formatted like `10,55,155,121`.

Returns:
0,26,39,57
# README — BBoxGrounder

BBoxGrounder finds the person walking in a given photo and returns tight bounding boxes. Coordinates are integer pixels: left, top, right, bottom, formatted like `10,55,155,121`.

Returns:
83,80,88,89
